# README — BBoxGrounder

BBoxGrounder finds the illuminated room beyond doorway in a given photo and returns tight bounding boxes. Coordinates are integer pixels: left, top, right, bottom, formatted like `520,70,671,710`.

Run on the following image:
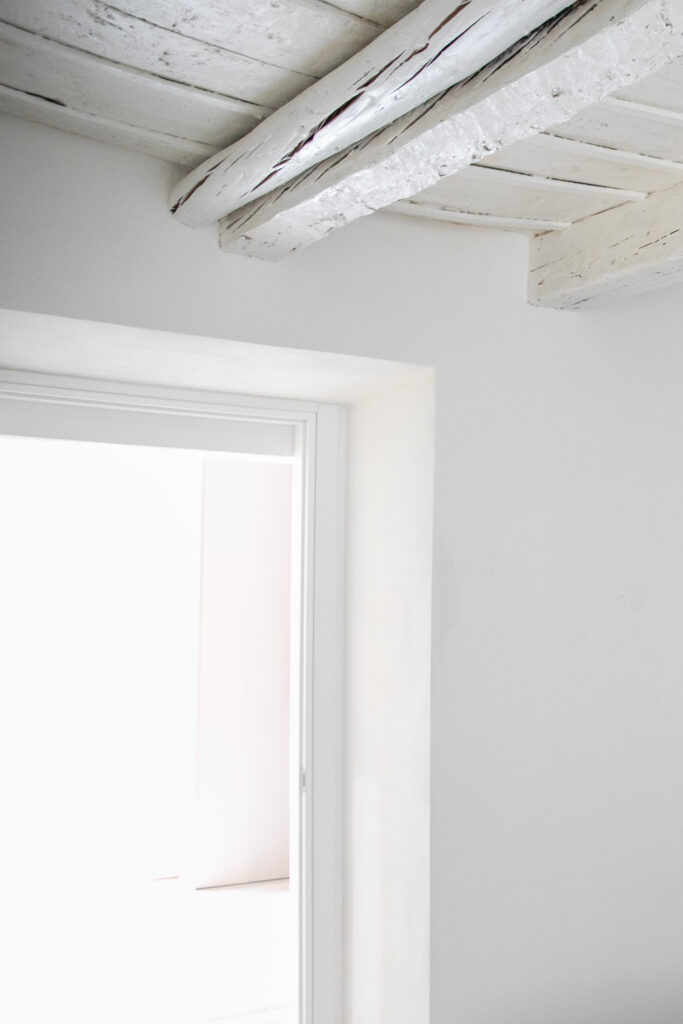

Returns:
0,432,301,1024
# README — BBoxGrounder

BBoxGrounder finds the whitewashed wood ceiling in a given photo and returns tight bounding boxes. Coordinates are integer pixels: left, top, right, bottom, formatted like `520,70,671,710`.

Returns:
2,0,683,275
0,0,423,162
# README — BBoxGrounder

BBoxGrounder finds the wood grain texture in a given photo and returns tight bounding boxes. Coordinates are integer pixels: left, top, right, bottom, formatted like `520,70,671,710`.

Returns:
0,22,266,147
479,132,683,193
170,0,572,226
218,0,683,259
0,0,315,107
529,179,683,308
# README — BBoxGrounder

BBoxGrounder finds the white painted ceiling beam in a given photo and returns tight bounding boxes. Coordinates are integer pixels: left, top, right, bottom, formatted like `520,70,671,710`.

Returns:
170,0,574,226
218,0,683,260
529,180,683,309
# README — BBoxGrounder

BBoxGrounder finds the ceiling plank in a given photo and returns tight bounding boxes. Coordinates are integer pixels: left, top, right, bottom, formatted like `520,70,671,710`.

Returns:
0,83,215,165
110,0,384,77
413,165,645,224
390,200,570,233
529,179,683,309
0,0,315,108
333,0,423,28
551,95,683,162
0,22,267,147
217,0,683,260
170,0,574,227
478,133,683,194
613,53,683,113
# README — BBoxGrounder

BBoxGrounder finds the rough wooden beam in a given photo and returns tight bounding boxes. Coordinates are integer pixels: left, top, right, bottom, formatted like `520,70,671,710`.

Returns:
529,179,683,308
170,0,573,227
218,0,683,259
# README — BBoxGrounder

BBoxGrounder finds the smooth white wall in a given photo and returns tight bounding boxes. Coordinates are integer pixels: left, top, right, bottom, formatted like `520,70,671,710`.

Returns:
2,113,683,1024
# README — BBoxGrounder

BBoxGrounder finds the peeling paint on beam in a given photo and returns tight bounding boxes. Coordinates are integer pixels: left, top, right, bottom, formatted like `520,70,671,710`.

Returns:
529,178,683,308
170,0,573,226
218,0,683,259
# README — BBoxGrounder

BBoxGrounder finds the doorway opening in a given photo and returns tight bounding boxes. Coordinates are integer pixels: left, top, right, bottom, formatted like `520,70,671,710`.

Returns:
0,429,306,1024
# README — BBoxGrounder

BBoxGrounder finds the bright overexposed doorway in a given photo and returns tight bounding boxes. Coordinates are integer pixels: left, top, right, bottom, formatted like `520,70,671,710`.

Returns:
0,430,304,1024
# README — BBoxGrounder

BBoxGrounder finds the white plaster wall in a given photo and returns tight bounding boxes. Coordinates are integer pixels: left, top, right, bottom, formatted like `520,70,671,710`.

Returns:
2,114,683,1024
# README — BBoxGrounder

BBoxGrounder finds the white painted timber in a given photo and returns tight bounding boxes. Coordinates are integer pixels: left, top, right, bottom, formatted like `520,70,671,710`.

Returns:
218,0,683,260
613,53,683,114
413,165,644,225
110,0,384,78
389,199,570,233
170,0,574,226
529,179,683,308
550,96,683,163
0,0,315,108
0,84,216,166
0,23,267,147
334,0,422,28
478,133,683,194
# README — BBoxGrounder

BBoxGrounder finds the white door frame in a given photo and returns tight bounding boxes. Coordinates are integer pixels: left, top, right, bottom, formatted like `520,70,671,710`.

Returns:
0,368,345,1024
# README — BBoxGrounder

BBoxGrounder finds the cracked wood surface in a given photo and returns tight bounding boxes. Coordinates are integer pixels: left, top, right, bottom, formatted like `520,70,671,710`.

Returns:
169,0,572,227
218,0,683,259
529,178,683,308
